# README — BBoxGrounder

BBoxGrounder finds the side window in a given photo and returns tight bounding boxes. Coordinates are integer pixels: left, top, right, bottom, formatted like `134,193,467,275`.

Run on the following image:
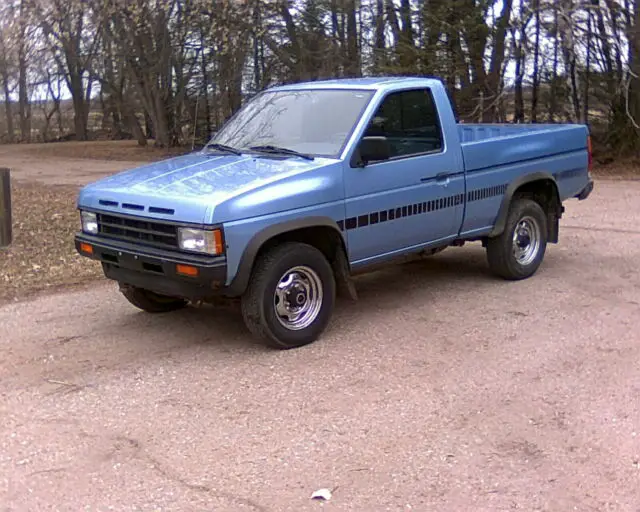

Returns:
364,88,443,158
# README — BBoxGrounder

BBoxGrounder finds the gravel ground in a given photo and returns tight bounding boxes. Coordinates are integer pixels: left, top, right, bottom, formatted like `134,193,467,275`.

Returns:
1,179,639,511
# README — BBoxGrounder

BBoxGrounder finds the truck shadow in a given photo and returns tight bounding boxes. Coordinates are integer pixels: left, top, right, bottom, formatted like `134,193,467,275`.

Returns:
132,245,497,347
100,247,491,344
353,247,490,297
8,245,561,390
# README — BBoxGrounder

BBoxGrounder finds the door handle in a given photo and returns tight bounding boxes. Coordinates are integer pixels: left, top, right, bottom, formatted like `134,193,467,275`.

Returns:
420,172,451,183
436,173,450,186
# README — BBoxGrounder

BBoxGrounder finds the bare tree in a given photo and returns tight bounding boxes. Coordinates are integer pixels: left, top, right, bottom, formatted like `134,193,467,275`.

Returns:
0,0,637,159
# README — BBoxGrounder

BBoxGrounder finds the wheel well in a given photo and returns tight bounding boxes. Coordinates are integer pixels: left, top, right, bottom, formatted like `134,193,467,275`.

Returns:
256,226,347,265
253,225,354,299
512,179,562,243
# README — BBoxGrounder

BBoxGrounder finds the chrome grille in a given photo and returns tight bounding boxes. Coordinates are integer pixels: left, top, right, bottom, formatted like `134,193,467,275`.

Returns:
96,213,178,249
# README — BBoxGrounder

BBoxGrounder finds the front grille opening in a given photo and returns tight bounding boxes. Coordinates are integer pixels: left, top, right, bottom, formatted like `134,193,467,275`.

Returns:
101,253,118,263
96,213,178,249
142,262,164,274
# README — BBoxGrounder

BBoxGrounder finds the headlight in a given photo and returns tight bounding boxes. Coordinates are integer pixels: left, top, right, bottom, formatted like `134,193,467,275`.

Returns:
80,211,98,235
177,227,223,255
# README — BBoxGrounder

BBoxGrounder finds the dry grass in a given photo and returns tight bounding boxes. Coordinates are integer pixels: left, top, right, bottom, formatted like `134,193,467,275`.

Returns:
592,159,640,179
0,181,103,304
0,140,193,304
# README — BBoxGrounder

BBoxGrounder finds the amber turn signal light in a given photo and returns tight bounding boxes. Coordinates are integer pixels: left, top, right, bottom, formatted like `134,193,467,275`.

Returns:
176,264,199,277
80,242,93,255
212,229,224,255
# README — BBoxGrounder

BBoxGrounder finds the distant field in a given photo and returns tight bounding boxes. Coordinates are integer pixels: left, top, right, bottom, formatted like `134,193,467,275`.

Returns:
1,139,191,163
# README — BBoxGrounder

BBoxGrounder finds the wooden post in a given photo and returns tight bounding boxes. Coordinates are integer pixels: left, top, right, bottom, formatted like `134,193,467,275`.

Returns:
0,168,12,248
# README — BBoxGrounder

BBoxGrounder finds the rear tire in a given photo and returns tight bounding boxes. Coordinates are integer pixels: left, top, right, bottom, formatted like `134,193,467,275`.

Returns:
486,198,548,280
120,284,188,313
241,242,336,349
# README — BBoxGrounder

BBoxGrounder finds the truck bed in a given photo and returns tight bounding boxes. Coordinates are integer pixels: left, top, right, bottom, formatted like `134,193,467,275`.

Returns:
458,123,589,174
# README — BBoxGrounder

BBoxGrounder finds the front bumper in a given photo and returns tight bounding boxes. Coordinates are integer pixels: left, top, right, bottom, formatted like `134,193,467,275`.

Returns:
575,179,594,200
74,233,228,300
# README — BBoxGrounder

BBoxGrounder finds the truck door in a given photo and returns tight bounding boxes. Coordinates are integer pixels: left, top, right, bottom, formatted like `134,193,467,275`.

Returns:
343,87,465,264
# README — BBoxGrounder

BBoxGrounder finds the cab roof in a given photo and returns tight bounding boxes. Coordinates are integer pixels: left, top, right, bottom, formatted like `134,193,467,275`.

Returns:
268,76,444,92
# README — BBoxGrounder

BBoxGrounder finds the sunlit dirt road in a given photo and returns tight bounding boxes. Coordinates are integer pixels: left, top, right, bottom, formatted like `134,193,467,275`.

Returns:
1,180,639,511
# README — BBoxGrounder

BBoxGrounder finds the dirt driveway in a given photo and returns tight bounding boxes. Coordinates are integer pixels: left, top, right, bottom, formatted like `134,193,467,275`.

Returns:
1,176,640,511
0,140,177,186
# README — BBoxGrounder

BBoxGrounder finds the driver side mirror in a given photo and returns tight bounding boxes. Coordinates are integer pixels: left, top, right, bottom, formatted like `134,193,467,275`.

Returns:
354,136,391,167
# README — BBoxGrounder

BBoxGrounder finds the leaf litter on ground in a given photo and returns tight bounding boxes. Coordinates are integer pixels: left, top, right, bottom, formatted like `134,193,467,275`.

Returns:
0,181,103,304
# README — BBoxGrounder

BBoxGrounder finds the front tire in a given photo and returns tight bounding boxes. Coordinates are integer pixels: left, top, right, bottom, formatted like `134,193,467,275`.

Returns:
486,198,548,280
241,242,336,349
120,284,188,313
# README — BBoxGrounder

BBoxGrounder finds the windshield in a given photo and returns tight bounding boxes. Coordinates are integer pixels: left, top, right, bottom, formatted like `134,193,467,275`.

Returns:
209,89,375,158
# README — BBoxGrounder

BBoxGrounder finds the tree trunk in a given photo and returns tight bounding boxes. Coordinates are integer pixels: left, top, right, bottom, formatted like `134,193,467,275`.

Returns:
124,109,147,146
483,0,513,122
514,40,525,123
374,0,385,69
386,0,401,64
252,3,261,90
2,73,13,143
625,0,640,147
549,6,560,122
69,71,89,140
201,35,212,140
531,0,541,123
345,0,360,76
398,0,414,72
584,4,592,125
18,44,30,143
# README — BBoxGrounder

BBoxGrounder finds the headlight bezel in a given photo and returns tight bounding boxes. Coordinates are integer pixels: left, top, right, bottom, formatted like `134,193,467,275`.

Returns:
177,227,224,256
80,210,98,235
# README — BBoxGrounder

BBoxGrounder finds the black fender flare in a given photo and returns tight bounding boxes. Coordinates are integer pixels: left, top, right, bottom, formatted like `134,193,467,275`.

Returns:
225,216,347,297
489,171,562,238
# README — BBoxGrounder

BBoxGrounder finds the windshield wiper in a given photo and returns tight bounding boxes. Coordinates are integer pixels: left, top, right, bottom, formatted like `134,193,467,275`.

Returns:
204,142,242,155
248,144,314,161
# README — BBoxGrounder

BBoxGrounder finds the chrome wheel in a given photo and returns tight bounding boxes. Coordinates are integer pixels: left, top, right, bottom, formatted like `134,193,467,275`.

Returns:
274,265,323,331
512,216,540,266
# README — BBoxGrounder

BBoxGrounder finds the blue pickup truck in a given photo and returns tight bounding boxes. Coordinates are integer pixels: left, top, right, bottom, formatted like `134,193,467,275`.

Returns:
75,76,594,349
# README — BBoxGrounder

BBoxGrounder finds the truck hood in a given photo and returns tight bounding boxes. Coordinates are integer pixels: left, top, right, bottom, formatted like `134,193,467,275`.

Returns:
77,151,335,225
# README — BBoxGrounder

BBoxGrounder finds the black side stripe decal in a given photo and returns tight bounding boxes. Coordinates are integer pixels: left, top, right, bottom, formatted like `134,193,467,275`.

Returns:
335,172,583,231
339,192,465,232
336,182,517,232
467,184,508,203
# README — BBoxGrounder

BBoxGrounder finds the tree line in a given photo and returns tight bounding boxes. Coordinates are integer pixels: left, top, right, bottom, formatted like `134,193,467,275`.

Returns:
0,0,638,160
